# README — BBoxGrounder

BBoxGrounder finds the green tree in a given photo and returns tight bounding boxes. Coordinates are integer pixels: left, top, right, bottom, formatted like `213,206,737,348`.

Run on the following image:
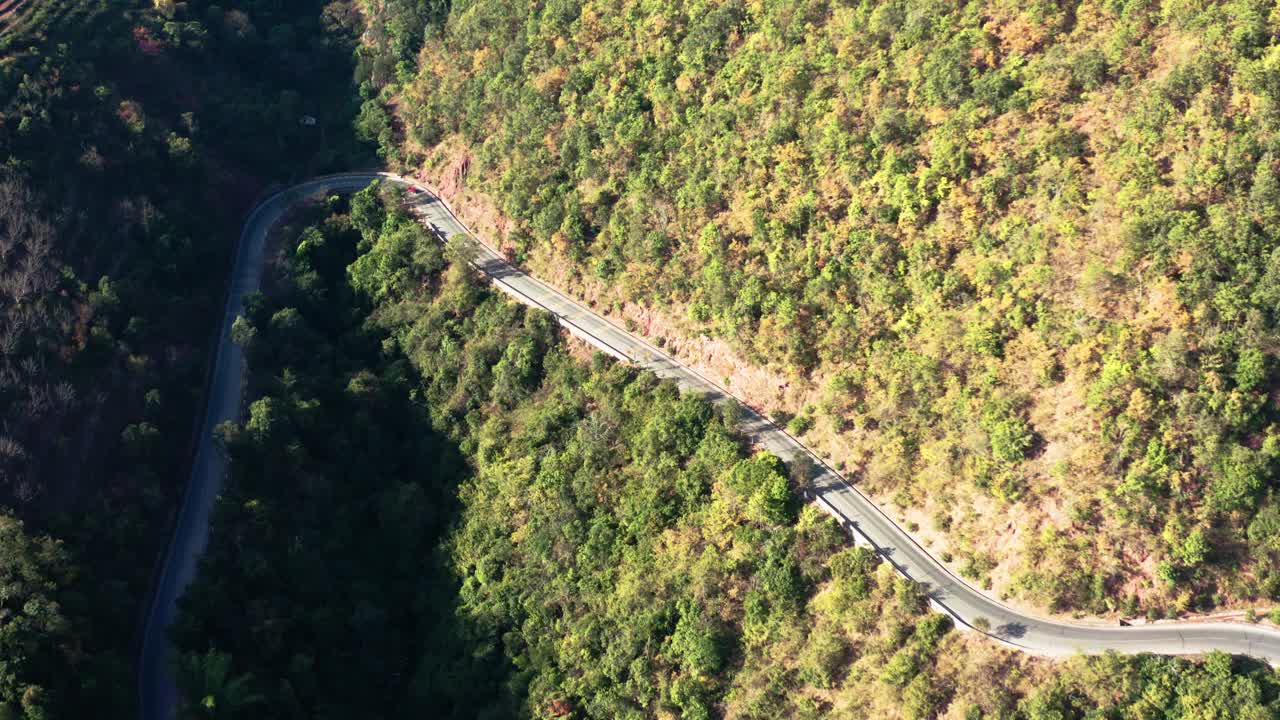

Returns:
667,601,721,676
229,316,256,347
727,453,794,525
1212,446,1264,512
1235,347,1267,391
175,650,263,720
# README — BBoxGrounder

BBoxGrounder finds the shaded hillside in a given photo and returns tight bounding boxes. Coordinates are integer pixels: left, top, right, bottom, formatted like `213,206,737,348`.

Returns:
173,183,1280,720
0,0,373,715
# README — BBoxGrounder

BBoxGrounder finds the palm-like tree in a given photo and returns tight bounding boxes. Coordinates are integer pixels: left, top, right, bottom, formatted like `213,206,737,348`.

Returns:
174,649,264,720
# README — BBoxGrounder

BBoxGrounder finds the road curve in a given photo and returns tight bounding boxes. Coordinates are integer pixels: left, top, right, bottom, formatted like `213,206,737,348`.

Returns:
137,174,394,720
141,172,1280,718
402,180,1280,665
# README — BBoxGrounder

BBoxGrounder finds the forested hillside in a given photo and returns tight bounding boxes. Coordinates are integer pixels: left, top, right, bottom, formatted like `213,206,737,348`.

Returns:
4,0,1280,717
173,185,1280,719
0,0,371,715
381,0,1280,614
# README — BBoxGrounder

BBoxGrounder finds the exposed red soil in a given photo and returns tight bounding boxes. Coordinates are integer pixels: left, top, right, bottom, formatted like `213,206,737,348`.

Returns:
0,0,28,28
0,0,26,18
395,134,1280,628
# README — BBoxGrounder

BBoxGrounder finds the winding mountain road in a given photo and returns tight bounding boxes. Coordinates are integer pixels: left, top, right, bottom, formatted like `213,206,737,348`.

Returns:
138,174,389,720
139,172,1280,719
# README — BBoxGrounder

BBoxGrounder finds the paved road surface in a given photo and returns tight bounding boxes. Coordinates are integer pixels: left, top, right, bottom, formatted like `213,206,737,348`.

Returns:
140,173,1280,720
402,178,1280,663
138,174,390,720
